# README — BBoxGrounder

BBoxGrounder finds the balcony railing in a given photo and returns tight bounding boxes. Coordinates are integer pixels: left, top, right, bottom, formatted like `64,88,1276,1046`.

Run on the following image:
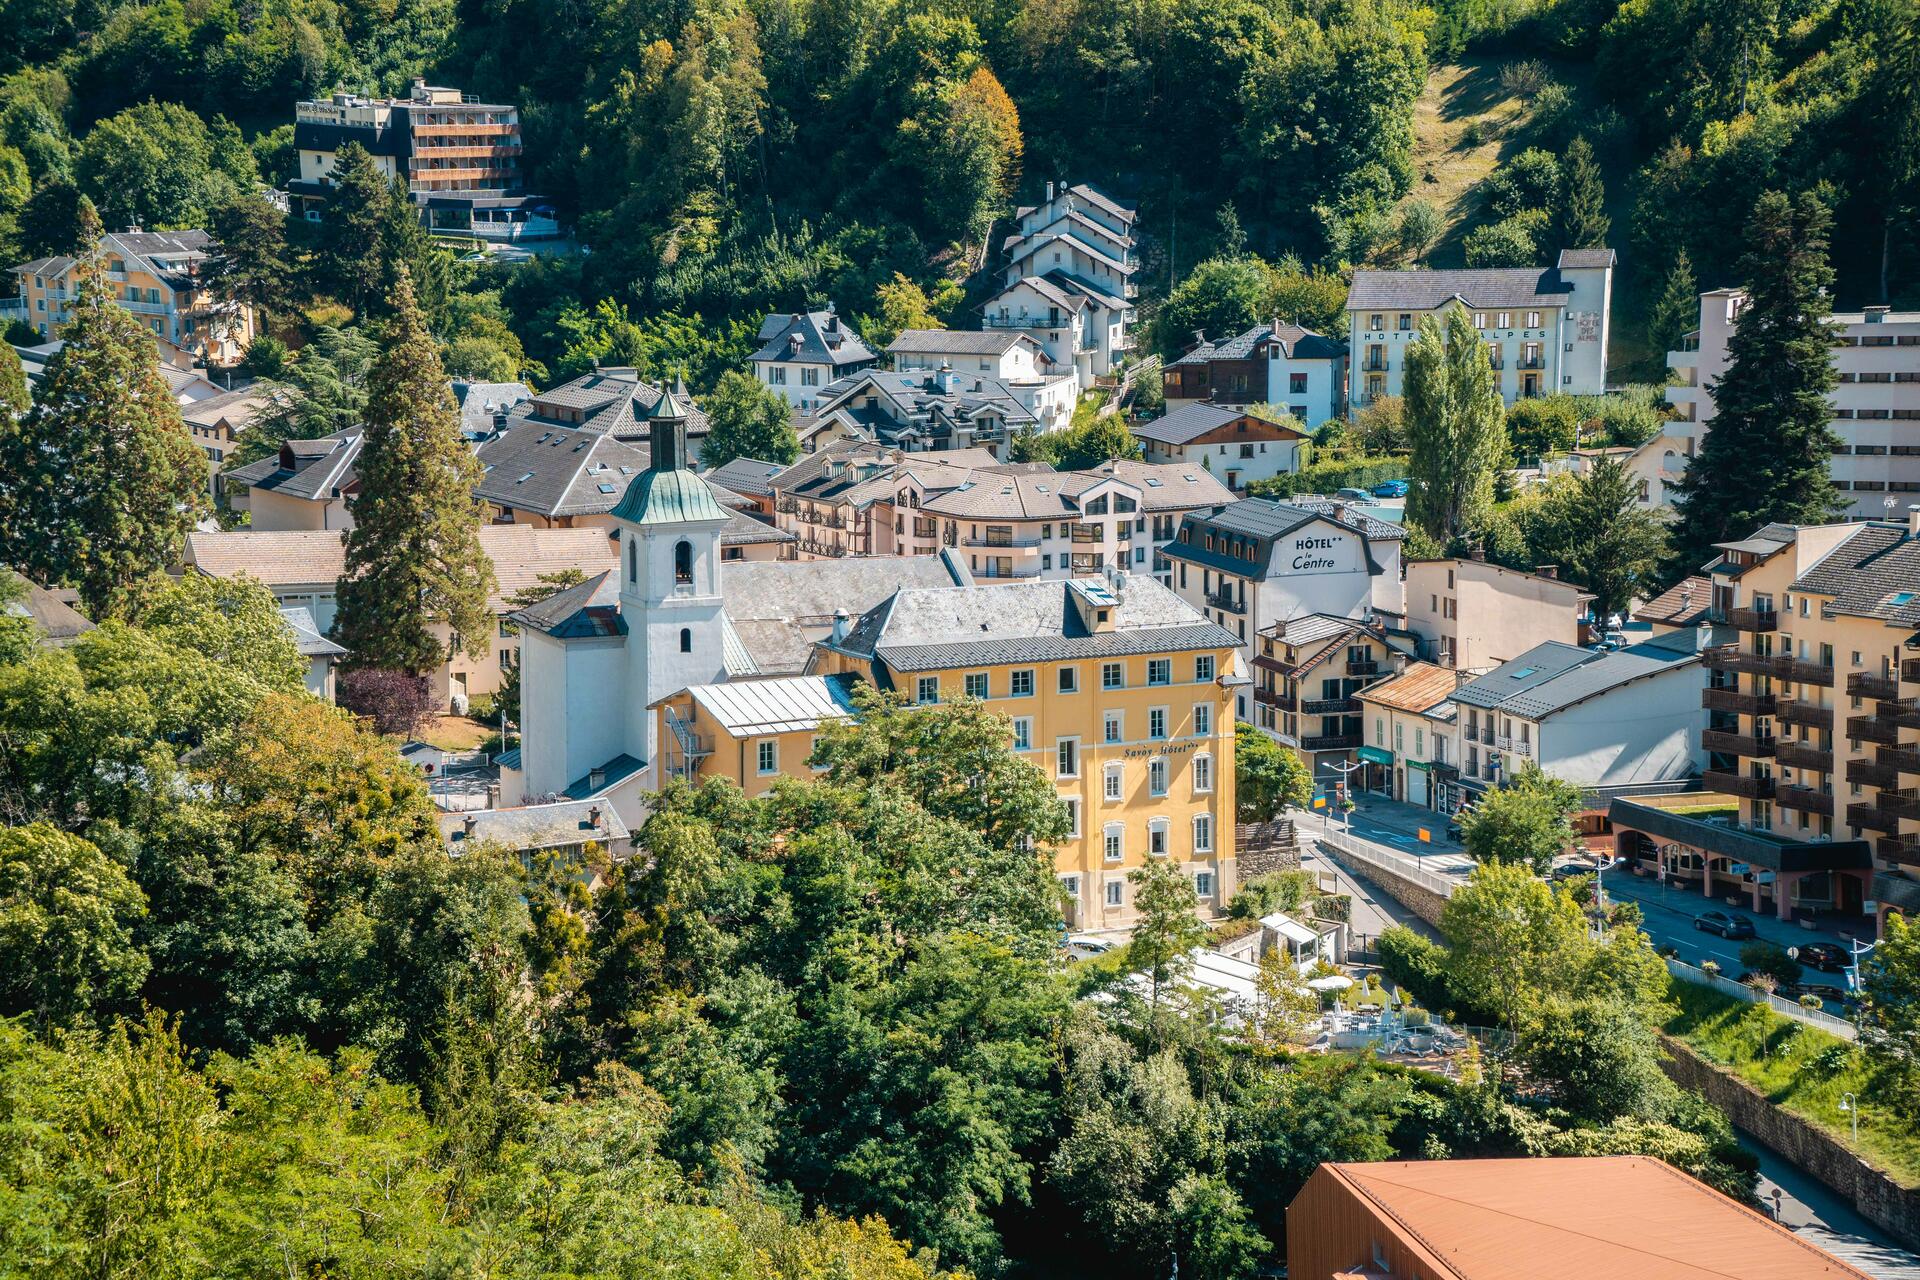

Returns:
1849,802,1903,833
1848,714,1902,746
1347,658,1380,676
1774,741,1832,772
1206,592,1247,616
1254,687,1296,711
1881,699,1920,730
1775,656,1835,687
1703,769,1774,799
776,497,798,514
1879,834,1920,862
1300,733,1361,751
1702,687,1775,716
1702,645,1776,676
1881,789,1920,822
1775,698,1828,728
1851,756,1900,787
1776,785,1834,816
1903,657,1920,685
1882,745,1920,777
962,535,1042,548
1702,729,1775,757
1849,671,1900,700
1517,355,1546,370
1302,697,1358,715
1726,606,1778,632
796,538,847,558
974,566,1043,580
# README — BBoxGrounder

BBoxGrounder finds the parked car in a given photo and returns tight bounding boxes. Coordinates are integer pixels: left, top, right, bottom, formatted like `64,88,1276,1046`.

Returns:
1371,479,1409,498
1694,910,1757,939
1335,487,1373,503
1785,982,1849,1005
1795,942,1849,972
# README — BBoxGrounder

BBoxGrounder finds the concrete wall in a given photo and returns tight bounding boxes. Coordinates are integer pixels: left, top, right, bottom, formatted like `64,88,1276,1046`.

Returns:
1540,660,1707,785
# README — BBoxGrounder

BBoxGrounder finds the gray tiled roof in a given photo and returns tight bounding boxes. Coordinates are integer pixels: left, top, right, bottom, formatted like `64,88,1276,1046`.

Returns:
1160,497,1399,578
1067,182,1135,223
1346,266,1576,312
1132,402,1307,447
887,329,1027,356
1172,325,1271,365
1452,637,1697,718
452,380,532,437
508,370,711,443
1043,269,1128,312
830,575,1237,672
476,422,650,517
512,570,625,638
1557,248,1617,270
918,458,1233,520
279,606,345,657
225,428,363,502
439,798,631,854
990,276,1087,316
720,509,794,545
1791,523,1920,626
706,457,786,497
751,309,878,368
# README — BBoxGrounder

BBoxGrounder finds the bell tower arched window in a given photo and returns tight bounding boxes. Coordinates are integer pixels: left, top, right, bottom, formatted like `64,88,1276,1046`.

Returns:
627,537,637,583
674,539,693,585
680,628,692,652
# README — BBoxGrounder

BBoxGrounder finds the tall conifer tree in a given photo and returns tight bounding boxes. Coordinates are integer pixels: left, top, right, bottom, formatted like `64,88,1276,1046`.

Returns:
1667,191,1843,575
1404,305,1507,544
0,204,205,617
315,142,391,315
1558,136,1610,249
1646,248,1698,361
333,269,495,675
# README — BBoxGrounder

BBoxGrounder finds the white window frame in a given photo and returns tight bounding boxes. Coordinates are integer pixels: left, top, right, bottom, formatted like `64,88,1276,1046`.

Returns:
1193,813,1214,853
1195,654,1215,682
1057,737,1080,779
1147,658,1171,686
1104,710,1124,744
1104,762,1125,802
1103,823,1125,862
1105,877,1124,906
1194,870,1215,899
1058,665,1080,694
1148,757,1168,797
1102,661,1125,690
1011,668,1035,697
964,671,989,699
1060,873,1081,899
1149,707,1168,740
756,739,778,776
1193,703,1212,737
1193,752,1213,794
1064,797,1082,837
1148,818,1170,856
916,675,939,704
1011,716,1032,752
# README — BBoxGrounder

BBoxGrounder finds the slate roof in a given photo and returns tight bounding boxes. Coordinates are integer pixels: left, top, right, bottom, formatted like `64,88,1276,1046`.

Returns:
14,229,214,289
1132,402,1309,447
917,458,1233,520
451,379,532,438
1346,266,1580,313
476,422,651,517
1161,498,1399,578
1358,661,1457,714
181,387,274,430
1791,523,1920,626
279,606,345,657
1557,248,1618,270
675,672,863,736
505,370,710,443
815,369,1038,433
1043,269,1128,312
1636,576,1715,627
751,309,878,368
1452,636,1698,719
1006,230,1136,277
1269,323,1345,361
886,329,1029,357
989,275,1088,317
1066,182,1135,224
828,575,1238,673
510,570,626,638
224,429,363,502
1172,325,1273,365
439,798,631,854
706,457,786,498
722,553,972,674
720,509,794,545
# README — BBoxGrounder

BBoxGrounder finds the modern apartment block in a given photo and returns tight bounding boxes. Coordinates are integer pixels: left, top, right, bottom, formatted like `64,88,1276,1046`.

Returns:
1345,249,1614,409
984,181,1138,382
1609,517,1920,932
1666,291,1920,518
8,229,259,366
289,79,558,241
1402,556,1591,670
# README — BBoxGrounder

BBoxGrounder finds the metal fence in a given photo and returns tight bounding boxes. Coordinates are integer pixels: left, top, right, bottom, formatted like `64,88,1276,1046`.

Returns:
1665,957,1858,1042
1315,827,1462,899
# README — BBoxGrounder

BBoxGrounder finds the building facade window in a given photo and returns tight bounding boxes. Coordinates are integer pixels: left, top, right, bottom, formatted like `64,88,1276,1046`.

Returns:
1065,797,1081,837
1149,758,1168,796
679,628,692,652
756,740,778,775
1105,878,1124,906
1102,661,1125,689
965,672,989,699
1104,824,1124,861
1058,666,1079,693
674,539,693,585
1011,717,1032,751
1194,703,1212,736
1148,658,1171,685
1011,669,1034,697
1149,707,1168,740
1193,753,1213,793
917,676,939,704
1105,763,1124,801
1149,818,1170,855
1104,711,1123,744
1057,738,1080,778
1194,814,1213,853
1194,871,1215,898
1195,654,1215,682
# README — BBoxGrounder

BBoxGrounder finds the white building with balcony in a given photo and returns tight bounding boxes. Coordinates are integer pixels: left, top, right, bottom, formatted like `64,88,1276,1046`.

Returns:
1666,290,1920,518
1345,249,1614,409
750,307,877,413
986,181,1138,380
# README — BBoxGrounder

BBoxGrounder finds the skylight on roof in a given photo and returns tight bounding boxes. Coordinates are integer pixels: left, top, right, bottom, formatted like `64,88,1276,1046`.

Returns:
515,472,534,484
1182,474,1197,481
1510,666,1537,678
1892,592,1917,607
598,483,617,494
1146,477,1163,487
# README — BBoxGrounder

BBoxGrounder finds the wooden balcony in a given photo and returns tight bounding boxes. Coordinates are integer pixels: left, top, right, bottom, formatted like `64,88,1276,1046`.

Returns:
1850,801,1904,833
1850,756,1900,788
1703,770,1774,799
1775,698,1829,728
1848,713,1902,746
1882,699,1920,730
1346,657,1380,676
1776,785,1834,816
1776,656,1835,687
1850,670,1900,700
1702,729,1775,757
1725,606,1779,632
1881,789,1920,822
1253,687,1295,711
1903,657,1920,685
1884,745,1920,777
1879,834,1920,863
1702,645,1776,676
1300,733,1360,751
1702,687,1775,716
1302,696,1358,715
1774,741,1832,773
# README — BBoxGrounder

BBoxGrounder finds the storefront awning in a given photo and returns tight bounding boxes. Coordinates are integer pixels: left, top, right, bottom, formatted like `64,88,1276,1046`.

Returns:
1357,746,1394,766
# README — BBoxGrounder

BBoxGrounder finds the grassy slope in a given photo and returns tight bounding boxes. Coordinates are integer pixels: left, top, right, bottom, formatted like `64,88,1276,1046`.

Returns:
1665,981,1920,1187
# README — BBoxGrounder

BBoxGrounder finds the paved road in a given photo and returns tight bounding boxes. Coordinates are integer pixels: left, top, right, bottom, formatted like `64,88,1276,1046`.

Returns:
1747,1139,1920,1279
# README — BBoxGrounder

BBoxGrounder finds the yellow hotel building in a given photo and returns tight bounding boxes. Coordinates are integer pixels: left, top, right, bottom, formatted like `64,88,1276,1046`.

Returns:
656,573,1246,928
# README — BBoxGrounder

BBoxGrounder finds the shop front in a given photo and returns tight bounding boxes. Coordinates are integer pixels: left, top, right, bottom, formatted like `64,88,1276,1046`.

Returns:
1357,745,1394,798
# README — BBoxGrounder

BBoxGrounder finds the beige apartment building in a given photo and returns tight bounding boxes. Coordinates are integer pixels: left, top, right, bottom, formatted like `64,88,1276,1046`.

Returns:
1355,662,1459,809
1403,556,1591,669
1609,517,1920,930
1667,292,1920,518
1250,614,1411,792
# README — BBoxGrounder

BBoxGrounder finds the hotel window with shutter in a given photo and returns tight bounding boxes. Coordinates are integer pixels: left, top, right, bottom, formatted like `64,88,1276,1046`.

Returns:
1105,763,1125,802
1193,753,1213,793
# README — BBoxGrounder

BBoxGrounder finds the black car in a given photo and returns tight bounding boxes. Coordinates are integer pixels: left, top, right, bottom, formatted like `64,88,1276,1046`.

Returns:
1694,910,1757,939
1795,942,1849,972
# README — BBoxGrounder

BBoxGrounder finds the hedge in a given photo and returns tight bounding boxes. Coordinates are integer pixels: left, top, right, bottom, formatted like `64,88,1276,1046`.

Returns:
1251,453,1407,498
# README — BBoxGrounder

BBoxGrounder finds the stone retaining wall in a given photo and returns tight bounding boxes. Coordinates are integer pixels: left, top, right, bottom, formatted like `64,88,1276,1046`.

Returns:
1316,837,1449,929
1660,1035,1920,1250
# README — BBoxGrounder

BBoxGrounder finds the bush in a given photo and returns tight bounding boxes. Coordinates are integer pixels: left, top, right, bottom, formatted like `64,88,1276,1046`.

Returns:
337,668,435,738
1378,926,1453,1012
1500,59,1552,100
1464,210,1550,268
1252,452,1405,498
1739,942,1802,987
1228,870,1316,920
1506,396,1581,460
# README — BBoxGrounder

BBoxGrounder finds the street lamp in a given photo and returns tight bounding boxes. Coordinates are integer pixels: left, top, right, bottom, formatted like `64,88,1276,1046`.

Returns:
1320,758,1364,833
1592,854,1615,936
1839,1092,1859,1144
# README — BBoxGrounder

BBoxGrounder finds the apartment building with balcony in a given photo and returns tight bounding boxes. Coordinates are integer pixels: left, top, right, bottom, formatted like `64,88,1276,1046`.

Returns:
886,327,1078,431
988,181,1138,379
1250,613,1410,789
9,229,258,366
289,80,558,240
1345,249,1614,409
1160,322,1347,429
751,308,877,412
1163,498,1406,720
1402,555,1590,670
1666,291,1920,517
802,366,1037,459
814,572,1245,927
1447,634,1704,802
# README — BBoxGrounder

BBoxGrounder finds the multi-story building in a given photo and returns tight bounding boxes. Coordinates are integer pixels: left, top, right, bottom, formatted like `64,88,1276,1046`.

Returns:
1130,403,1308,493
1447,634,1705,802
224,429,363,530
803,367,1037,458
1162,498,1406,718
750,308,877,412
1609,516,1920,932
182,388,274,494
654,673,862,795
9,229,259,366
1160,323,1347,428
768,444,1233,580
887,328,1078,432
1355,661,1459,809
984,181,1138,380
814,572,1244,926
289,80,558,240
1249,613,1408,790
1403,556,1590,669
1666,292,1920,518
499,368,710,449
1345,249,1614,409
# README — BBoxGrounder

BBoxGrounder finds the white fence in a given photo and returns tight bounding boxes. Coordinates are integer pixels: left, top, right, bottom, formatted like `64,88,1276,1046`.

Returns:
1316,827,1462,900
1666,957,1858,1042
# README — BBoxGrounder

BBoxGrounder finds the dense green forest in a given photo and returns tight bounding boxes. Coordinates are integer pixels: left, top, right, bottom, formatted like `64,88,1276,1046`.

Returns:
0,0,1912,385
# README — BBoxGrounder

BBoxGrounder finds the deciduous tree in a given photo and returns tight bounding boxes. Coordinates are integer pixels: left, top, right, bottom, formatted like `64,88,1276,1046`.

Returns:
1236,721,1312,822
0,822,148,1030
699,369,799,468
1403,305,1507,545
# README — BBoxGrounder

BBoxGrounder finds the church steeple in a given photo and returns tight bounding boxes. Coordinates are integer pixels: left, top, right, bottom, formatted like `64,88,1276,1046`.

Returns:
610,376,727,527
646,377,693,471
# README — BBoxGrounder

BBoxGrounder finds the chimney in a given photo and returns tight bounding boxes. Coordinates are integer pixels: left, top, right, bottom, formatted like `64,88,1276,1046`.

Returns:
826,313,839,334
588,766,605,791
485,782,501,808
587,804,602,829
462,814,478,838
1045,180,1056,201
830,607,850,643
1192,328,1207,347
1469,545,1487,562
1535,564,1558,579
1908,504,1920,537
1866,305,1890,325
